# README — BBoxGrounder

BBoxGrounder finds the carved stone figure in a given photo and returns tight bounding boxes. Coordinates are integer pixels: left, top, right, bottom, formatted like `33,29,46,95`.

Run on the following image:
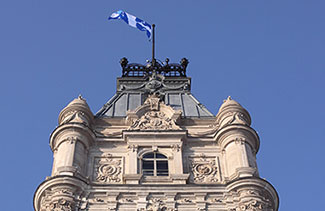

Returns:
130,111,180,131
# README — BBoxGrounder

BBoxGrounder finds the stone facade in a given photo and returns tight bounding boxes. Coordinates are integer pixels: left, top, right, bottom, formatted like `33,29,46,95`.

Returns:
34,59,278,210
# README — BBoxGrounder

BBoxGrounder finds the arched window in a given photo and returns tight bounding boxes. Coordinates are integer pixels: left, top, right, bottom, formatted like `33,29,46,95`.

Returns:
141,152,168,176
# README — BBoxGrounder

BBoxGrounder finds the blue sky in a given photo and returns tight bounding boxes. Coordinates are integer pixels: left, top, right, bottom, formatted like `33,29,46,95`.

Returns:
1,1,324,210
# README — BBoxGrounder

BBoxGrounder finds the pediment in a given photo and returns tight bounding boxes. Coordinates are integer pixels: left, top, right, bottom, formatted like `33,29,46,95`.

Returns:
126,94,182,131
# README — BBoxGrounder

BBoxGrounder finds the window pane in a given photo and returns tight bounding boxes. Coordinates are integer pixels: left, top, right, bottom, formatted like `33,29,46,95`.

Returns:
143,153,154,158
157,161,168,171
155,153,167,159
157,170,168,176
142,160,154,169
143,170,154,176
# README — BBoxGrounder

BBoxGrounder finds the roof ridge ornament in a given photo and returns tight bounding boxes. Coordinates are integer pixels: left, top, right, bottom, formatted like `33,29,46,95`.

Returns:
118,71,190,94
120,57,188,77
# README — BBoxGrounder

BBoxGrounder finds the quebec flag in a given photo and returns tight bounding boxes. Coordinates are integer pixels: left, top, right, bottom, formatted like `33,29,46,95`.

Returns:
109,10,152,39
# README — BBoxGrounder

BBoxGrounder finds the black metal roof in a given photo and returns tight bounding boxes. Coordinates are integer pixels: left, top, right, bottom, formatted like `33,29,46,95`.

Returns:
95,58,214,118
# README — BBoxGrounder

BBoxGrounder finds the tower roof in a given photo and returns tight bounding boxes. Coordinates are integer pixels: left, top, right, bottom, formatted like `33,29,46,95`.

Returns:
96,58,214,118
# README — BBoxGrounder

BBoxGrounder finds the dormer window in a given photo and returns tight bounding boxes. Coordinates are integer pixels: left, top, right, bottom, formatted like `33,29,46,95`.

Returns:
141,152,168,176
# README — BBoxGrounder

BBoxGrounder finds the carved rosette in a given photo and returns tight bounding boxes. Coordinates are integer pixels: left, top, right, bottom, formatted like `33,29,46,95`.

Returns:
94,154,122,184
189,156,219,183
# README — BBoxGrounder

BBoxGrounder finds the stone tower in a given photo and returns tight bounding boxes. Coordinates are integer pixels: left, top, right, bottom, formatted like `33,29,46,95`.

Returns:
34,58,279,210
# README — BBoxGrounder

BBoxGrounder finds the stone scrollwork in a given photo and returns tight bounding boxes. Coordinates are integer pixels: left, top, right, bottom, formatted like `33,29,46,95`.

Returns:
94,154,122,184
171,144,181,152
48,198,74,211
144,197,176,211
127,144,138,152
189,156,219,183
236,199,271,211
60,110,89,126
210,198,223,203
225,112,249,126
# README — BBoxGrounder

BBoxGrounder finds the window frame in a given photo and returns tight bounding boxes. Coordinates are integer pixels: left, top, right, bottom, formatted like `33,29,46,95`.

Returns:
141,152,169,176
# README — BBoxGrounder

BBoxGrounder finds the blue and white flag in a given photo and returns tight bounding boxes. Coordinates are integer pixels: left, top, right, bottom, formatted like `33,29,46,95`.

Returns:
109,10,152,39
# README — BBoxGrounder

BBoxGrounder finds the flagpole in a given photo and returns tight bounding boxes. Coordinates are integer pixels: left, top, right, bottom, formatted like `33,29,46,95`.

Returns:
152,24,155,66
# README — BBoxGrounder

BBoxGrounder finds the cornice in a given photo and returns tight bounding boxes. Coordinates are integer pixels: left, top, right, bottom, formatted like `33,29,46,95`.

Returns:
226,177,279,211
215,124,260,153
49,123,96,150
33,175,89,211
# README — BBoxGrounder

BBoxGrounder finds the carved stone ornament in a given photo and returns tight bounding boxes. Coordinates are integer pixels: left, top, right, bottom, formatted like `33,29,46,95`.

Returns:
119,71,190,94
144,93,161,110
145,72,164,93
127,94,182,131
127,144,138,152
60,110,89,126
227,112,249,125
130,111,180,130
189,156,219,183
138,197,177,211
171,144,181,152
235,199,271,211
48,199,74,211
94,154,122,183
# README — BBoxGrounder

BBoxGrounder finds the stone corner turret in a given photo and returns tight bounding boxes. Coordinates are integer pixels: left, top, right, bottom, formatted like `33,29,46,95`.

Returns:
215,96,259,180
58,95,94,127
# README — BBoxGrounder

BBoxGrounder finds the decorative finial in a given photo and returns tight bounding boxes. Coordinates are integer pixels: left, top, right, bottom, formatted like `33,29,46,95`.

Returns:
165,58,169,65
224,96,232,103
78,94,84,100
180,58,189,68
120,57,128,69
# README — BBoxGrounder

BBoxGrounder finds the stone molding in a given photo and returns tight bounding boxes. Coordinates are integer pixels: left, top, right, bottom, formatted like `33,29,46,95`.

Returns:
33,176,88,211
215,125,260,153
50,123,95,152
35,176,278,211
226,178,279,211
